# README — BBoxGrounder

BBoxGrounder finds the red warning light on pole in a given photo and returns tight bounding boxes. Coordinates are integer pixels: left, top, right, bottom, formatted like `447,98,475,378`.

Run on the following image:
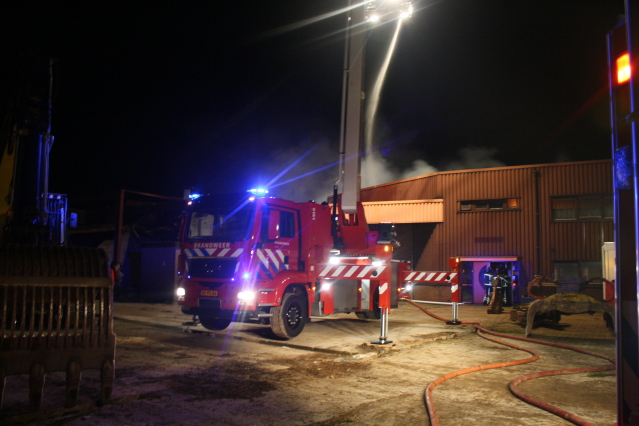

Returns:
617,52,631,84
448,257,460,270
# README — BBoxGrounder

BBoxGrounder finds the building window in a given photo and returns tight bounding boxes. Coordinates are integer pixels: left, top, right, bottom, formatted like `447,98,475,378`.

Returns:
459,198,519,212
551,198,576,220
602,195,613,219
553,261,603,282
551,195,613,221
553,261,605,299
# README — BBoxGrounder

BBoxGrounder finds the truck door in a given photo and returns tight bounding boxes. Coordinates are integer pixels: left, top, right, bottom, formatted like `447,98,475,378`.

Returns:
258,206,300,279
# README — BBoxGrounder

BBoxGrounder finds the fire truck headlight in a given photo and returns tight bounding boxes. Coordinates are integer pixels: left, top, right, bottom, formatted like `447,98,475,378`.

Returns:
372,259,383,267
238,291,256,301
404,284,413,292
329,257,339,265
321,282,332,291
176,287,186,302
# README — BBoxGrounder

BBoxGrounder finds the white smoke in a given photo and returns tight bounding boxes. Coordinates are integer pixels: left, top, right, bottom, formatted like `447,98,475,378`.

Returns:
443,147,506,171
265,143,505,202
361,152,437,188
361,146,505,188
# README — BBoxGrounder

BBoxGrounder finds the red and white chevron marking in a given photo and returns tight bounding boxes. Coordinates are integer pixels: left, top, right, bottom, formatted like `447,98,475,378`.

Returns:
403,271,457,283
318,264,387,279
255,248,287,269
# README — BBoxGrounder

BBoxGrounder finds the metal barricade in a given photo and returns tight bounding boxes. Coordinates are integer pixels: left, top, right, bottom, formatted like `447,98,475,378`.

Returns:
402,270,462,324
0,245,115,411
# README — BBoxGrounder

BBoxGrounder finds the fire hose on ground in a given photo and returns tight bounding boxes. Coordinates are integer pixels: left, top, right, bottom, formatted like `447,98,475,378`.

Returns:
400,298,616,426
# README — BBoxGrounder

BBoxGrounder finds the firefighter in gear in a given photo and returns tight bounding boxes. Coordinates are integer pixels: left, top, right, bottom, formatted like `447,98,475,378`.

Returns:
487,265,510,314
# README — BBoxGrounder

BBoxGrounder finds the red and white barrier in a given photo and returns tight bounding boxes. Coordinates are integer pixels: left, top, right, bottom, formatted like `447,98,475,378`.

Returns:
402,268,462,325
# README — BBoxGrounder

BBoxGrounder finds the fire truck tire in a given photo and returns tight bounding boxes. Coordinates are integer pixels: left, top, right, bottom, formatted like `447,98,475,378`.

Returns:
198,311,231,331
270,292,307,339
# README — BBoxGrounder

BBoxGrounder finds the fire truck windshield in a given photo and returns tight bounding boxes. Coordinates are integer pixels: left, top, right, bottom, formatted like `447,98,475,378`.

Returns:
186,196,256,242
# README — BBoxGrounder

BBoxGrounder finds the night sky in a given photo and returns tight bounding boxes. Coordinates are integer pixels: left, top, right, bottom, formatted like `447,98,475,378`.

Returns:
0,1,626,204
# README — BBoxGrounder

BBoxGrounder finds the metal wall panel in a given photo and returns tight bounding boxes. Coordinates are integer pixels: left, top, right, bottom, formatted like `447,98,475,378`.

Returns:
360,160,613,290
362,200,444,224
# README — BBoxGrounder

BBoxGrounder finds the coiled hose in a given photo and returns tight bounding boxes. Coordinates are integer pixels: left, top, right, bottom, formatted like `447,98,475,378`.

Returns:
401,298,615,426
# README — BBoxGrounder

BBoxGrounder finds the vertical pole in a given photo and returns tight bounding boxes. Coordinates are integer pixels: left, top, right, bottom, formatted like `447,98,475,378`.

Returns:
447,258,462,325
373,275,393,344
373,307,392,345
114,189,125,263
609,6,639,423
532,168,542,275
627,1,639,422
446,271,461,325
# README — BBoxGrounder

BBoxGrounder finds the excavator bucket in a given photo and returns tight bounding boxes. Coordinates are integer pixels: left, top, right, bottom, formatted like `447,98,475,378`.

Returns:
525,292,615,337
0,244,116,411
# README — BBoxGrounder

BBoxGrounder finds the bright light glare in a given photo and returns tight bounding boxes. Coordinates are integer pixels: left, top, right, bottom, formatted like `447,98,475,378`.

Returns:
238,291,256,301
321,282,332,291
618,53,631,84
372,260,383,267
176,287,186,297
400,1,413,19
242,271,251,280
329,256,340,265
368,13,380,22
188,193,201,200
248,188,269,195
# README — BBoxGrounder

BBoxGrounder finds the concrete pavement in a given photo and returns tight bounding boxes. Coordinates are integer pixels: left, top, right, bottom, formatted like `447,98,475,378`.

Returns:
112,300,615,356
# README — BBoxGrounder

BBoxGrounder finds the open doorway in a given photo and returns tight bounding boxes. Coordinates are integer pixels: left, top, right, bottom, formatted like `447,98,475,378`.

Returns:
457,257,520,305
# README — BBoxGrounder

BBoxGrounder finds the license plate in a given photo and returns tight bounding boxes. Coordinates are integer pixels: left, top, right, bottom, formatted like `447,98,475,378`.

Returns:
200,290,218,297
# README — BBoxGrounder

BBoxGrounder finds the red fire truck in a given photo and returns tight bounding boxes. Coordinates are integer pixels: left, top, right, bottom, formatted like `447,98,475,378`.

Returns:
176,190,407,339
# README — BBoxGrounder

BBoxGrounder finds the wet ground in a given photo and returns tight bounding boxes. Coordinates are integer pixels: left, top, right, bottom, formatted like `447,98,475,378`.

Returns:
1,301,617,425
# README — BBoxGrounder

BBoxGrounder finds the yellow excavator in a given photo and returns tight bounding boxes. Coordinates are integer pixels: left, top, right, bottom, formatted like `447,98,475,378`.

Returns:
0,57,115,412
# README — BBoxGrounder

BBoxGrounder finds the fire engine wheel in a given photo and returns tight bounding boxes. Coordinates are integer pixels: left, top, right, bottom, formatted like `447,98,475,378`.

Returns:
270,292,307,339
198,311,231,331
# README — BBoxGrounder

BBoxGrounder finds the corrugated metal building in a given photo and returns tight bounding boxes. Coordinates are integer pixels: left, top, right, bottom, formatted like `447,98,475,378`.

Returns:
359,160,613,304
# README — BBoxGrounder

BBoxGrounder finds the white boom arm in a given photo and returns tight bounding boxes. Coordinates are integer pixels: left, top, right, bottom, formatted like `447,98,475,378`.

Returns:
338,1,367,215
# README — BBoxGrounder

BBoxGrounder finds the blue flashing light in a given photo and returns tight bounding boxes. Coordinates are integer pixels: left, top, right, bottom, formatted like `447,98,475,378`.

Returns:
242,271,251,280
188,193,202,201
247,188,269,196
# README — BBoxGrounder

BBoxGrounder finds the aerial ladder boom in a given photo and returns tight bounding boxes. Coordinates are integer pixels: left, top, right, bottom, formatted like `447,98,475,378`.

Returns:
337,1,367,215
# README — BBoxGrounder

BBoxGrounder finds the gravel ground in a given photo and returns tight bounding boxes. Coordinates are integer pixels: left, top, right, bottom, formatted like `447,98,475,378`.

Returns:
0,302,617,425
